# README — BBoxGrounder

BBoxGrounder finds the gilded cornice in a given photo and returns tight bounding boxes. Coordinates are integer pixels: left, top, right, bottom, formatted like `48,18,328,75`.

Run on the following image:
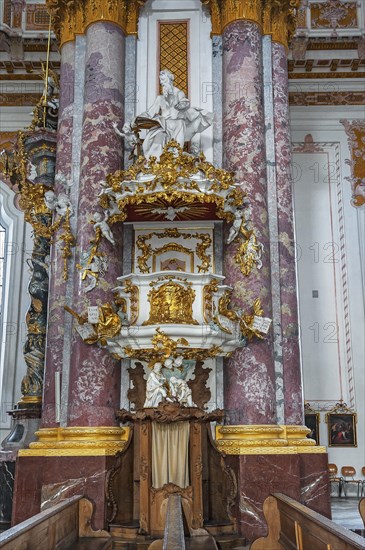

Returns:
46,0,147,48
202,0,300,45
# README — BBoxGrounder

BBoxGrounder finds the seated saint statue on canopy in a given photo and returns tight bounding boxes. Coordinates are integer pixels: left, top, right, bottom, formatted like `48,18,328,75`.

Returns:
137,69,213,158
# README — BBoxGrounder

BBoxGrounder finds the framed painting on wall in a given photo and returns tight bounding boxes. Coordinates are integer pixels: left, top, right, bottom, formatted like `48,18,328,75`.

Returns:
327,412,357,447
305,412,320,445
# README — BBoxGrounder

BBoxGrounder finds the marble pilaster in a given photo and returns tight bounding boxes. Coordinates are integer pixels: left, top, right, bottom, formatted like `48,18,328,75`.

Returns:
67,22,125,427
272,42,303,424
59,36,86,426
212,35,223,168
222,21,275,425
263,35,285,424
124,35,137,167
42,41,76,427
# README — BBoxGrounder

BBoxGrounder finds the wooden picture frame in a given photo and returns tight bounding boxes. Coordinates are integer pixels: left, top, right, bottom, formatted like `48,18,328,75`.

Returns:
305,412,320,445
327,413,357,447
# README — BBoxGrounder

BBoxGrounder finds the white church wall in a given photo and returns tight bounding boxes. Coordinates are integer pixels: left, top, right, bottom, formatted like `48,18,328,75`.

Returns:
290,105,365,479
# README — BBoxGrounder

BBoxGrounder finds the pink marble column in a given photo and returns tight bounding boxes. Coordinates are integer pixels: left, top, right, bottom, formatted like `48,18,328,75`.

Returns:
272,42,303,424
42,41,75,427
67,22,125,427
222,21,276,424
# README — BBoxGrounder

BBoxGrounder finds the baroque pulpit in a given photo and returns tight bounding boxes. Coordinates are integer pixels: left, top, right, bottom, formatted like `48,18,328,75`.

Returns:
8,0,331,545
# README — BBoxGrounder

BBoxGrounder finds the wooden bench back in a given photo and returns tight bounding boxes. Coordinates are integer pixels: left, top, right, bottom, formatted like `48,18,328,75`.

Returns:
251,493,365,550
0,495,111,550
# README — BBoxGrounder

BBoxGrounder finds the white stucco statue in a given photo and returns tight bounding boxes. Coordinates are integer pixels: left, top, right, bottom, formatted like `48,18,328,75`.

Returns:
92,212,115,245
169,376,194,407
144,362,168,407
138,69,213,159
227,209,245,245
44,190,73,217
226,199,253,245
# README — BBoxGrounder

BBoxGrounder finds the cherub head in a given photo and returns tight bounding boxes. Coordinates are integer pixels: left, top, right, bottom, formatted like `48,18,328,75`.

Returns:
174,355,183,368
93,212,102,222
153,362,163,373
164,357,173,369
44,190,57,210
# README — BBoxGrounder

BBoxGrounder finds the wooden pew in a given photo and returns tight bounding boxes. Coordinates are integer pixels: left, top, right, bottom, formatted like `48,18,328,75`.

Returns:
0,495,112,550
360,498,365,527
251,493,365,550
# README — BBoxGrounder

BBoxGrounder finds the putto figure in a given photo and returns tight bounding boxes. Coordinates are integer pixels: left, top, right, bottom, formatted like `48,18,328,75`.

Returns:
115,69,213,159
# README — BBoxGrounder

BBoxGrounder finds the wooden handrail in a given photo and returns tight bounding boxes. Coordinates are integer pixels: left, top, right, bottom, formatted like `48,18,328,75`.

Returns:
251,493,365,550
0,495,111,549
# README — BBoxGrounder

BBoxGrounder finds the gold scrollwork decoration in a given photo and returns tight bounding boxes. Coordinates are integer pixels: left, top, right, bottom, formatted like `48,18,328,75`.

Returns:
152,243,194,273
135,228,212,274
234,230,263,277
65,301,123,347
122,328,222,367
203,279,220,323
123,278,139,325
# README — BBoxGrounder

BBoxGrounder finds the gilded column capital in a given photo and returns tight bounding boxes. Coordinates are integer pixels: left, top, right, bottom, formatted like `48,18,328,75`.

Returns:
263,0,301,49
46,0,147,48
202,0,265,34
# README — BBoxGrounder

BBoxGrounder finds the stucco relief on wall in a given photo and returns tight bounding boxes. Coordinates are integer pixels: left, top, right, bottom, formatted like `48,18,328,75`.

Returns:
341,120,365,209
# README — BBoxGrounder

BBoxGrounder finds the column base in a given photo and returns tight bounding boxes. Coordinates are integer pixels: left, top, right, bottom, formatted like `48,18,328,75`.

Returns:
12,454,122,528
215,424,327,455
226,452,331,542
18,426,130,457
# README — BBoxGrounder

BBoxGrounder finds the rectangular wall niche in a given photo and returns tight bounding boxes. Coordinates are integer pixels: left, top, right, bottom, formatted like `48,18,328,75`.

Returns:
158,21,189,96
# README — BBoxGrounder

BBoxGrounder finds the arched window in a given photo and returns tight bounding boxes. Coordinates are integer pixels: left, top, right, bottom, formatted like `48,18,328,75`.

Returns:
0,181,32,441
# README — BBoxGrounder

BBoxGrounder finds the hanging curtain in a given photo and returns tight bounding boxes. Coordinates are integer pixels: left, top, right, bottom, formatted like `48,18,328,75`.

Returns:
152,421,190,489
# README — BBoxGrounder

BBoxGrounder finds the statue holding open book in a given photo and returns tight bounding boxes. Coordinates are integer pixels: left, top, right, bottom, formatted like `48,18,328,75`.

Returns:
113,69,213,159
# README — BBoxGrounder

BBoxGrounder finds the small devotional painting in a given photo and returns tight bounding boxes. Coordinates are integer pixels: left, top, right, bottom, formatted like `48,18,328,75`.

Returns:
327,412,357,447
305,412,320,445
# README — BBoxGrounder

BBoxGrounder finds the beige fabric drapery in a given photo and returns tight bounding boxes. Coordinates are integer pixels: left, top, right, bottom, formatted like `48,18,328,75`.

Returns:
152,421,190,489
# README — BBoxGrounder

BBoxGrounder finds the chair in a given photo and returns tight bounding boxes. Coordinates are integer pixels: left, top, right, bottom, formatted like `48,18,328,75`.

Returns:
341,466,362,498
360,497,365,526
328,463,343,497
361,467,365,498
